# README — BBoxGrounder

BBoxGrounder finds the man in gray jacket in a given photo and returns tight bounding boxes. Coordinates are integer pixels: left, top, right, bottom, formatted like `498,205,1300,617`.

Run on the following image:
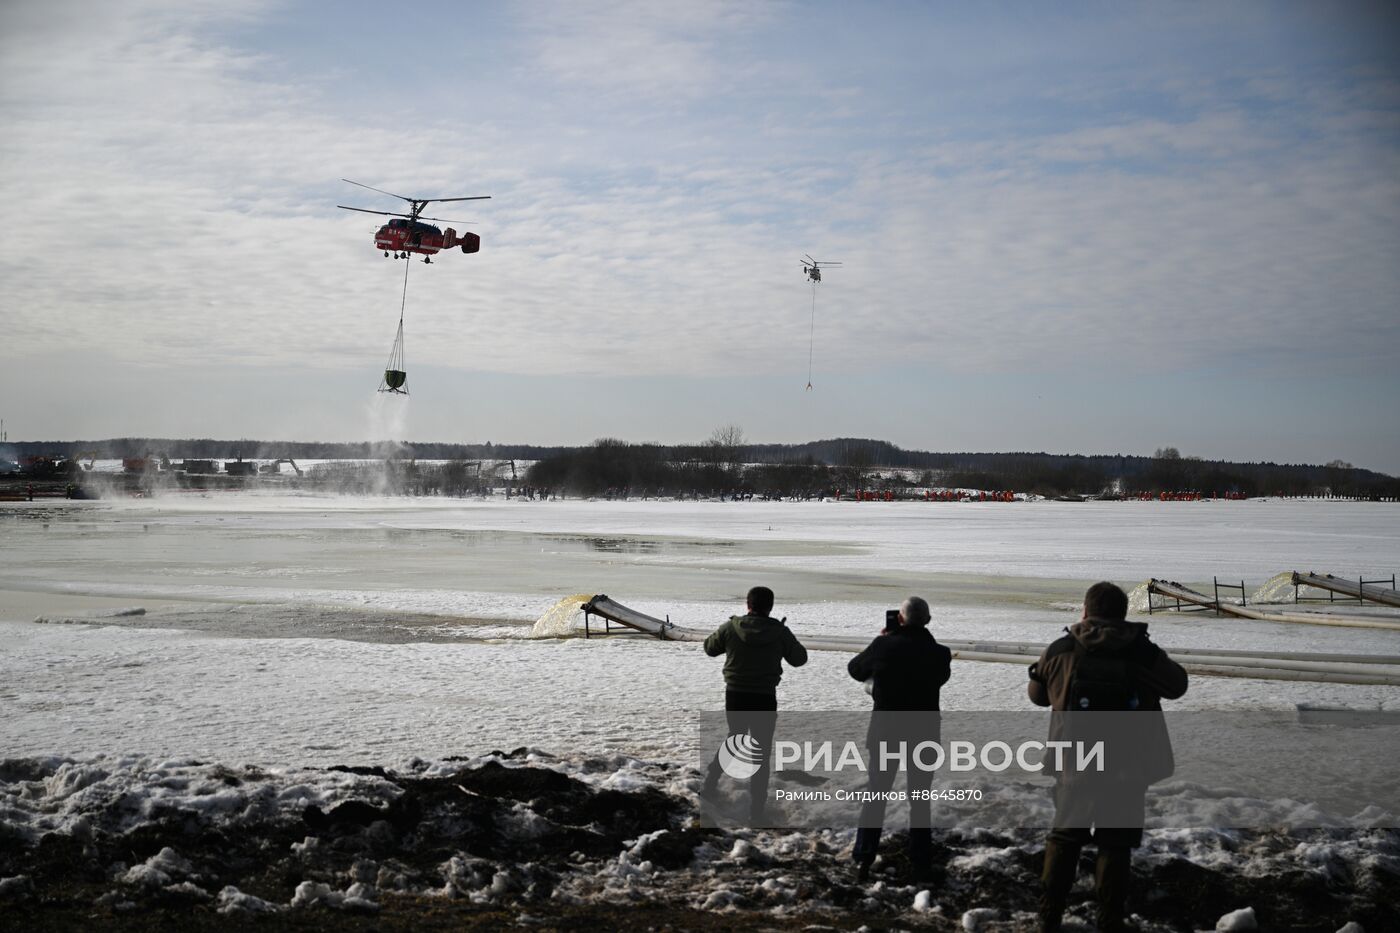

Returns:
699,586,808,821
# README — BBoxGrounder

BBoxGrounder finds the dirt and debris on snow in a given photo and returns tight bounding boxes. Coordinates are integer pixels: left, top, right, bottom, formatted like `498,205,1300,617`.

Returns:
2,750,1396,931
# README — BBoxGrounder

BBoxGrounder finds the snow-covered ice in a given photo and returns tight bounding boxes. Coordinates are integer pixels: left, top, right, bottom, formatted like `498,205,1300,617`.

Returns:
3,496,1397,766
2,494,1397,928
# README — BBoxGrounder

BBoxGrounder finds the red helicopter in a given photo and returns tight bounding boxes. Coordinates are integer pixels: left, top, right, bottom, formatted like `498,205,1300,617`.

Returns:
338,179,490,263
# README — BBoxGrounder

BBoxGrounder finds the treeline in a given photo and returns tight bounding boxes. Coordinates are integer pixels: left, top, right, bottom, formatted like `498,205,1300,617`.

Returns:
297,460,492,497
7,436,1398,499
751,439,1400,499
524,439,853,499
4,438,561,462
524,438,1400,500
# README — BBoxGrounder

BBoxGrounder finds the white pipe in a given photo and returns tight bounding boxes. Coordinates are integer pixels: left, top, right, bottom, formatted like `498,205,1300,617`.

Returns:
1180,664,1400,687
1292,571,1400,608
943,639,1400,667
579,596,1400,685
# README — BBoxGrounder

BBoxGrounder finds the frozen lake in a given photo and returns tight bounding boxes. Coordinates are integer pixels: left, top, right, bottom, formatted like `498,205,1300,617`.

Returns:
2,495,1398,766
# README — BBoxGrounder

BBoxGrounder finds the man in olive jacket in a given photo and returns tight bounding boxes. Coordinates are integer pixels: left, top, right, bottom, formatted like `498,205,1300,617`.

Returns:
847,595,952,882
699,586,808,820
1027,581,1188,933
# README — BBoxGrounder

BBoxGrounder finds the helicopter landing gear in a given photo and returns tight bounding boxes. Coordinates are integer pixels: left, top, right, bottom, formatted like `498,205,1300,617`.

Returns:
384,251,390,257
423,256,432,264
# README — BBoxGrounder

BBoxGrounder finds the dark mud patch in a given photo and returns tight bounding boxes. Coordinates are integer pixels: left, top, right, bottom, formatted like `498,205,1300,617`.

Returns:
0,756,722,931
2,756,1395,932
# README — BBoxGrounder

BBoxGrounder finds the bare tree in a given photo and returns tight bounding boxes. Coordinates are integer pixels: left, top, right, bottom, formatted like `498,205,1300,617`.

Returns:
708,424,746,477
710,424,745,449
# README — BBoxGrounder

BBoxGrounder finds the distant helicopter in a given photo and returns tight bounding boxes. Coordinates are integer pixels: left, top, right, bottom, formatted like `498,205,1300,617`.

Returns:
800,255,843,391
802,254,841,284
338,179,490,263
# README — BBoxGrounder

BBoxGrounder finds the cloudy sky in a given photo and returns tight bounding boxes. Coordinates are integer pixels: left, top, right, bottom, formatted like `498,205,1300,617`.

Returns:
2,1,1397,471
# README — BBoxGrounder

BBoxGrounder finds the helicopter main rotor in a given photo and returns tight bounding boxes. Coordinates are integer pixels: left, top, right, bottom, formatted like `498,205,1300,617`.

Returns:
337,206,476,225
339,178,490,224
802,254,842,283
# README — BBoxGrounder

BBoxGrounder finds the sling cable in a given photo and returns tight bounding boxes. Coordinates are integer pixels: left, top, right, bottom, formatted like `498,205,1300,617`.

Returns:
379,253,411,394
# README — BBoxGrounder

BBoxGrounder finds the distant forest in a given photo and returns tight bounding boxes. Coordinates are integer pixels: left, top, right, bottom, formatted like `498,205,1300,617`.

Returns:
6,435,1397,499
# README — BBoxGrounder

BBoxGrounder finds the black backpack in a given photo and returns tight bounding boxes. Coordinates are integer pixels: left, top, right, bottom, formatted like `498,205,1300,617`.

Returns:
1059,633,1175,783
1067,642,1143,711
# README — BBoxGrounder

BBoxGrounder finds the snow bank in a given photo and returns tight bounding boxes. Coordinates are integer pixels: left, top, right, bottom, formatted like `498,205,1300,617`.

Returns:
216,885,280,915
290,879,379,911
962,906,1002,930
1216,905,1258,930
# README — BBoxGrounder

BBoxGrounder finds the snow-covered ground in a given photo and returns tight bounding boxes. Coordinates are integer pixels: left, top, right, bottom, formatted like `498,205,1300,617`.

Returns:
2,495,1397,929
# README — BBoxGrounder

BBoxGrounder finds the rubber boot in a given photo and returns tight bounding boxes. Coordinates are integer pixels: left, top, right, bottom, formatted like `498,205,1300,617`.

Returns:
852,826,880,882
746,752,772,825
1094,846,1133,933
909,828,942,885
1038,839,1079,933
699,758,721,799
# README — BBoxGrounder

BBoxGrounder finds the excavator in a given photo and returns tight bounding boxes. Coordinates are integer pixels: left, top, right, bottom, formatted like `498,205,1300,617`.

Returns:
258,459,303,477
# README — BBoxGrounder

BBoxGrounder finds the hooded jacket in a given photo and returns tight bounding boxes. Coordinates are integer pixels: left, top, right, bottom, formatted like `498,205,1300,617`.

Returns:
1028,617,1187,784
704,612,808,695
1028,617,1188,712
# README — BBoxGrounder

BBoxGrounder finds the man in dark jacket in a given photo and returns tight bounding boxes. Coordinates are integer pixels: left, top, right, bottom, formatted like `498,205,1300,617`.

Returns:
847,596,952,882
1027,581,1188,933
700,586,808,820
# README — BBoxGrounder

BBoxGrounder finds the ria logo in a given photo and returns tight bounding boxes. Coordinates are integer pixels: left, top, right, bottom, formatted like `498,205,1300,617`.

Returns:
717,732,765,780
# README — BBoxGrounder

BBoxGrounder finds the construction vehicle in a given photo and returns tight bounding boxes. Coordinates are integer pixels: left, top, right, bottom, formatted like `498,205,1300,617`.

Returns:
225,456,257,476
179,459,220,474
23,455,75,477
258,459,303,477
